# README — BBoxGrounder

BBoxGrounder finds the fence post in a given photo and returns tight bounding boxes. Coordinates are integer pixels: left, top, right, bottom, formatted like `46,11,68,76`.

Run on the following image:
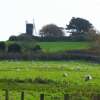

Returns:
92,94,100,100
5,90,9,100
21,92,24,100
40,94,44,100
64,94,69,100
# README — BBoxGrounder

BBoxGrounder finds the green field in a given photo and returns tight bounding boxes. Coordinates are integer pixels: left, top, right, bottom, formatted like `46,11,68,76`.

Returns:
0,60,99,100
7,41,89,52
38,42,90,52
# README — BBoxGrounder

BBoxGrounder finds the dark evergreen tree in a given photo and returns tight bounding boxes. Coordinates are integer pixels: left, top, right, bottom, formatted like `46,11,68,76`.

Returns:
66,17,93,41
67,17,93,33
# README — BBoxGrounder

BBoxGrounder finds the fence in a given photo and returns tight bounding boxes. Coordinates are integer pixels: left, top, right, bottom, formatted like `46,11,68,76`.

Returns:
3,90,100,100
4,90,68,100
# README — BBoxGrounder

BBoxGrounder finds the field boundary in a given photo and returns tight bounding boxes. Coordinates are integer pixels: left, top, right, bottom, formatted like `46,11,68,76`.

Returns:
1,89,100,100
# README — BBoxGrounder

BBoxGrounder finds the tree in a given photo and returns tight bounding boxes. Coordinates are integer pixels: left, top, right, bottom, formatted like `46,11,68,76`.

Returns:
39,24,64,37
17,34,34,41
90,31,100,49
0,42,6,52
9,35,17,41
8,43,21,53
66,17,93,41
86,28,97,41
67,17,93,33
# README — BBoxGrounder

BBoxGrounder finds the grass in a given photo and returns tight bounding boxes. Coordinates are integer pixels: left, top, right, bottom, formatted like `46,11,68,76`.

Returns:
0,60,99,99
38,42,90,52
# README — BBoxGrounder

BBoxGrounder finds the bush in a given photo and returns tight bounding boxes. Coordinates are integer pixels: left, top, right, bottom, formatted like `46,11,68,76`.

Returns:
32,45,42,52
16,34,34,41
34,77,56,84
0,41,6,52
8,43,21,53
9,35,17,41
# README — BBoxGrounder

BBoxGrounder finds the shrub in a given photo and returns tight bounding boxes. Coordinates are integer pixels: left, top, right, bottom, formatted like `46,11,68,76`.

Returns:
16,34,34,41
9,35,17,41
32,45,42,52
8,43,21,53
0,41,6,52
34,77,55,84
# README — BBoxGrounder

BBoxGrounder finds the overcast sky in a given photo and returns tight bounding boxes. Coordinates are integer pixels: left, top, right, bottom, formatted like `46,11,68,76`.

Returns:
0,0,100,40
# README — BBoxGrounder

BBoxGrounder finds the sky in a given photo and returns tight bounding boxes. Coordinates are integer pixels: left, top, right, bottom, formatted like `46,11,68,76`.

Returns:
0,0,100,40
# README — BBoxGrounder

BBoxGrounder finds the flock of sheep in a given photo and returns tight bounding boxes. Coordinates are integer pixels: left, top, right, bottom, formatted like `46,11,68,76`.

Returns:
16,64,93,82
63,66,92,81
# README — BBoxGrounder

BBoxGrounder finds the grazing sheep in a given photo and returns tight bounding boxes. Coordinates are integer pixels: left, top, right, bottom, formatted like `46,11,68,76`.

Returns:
85,75,92,81
63,73,68,77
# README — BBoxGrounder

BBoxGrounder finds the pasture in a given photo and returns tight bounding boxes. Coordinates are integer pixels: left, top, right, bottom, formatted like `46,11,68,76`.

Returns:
7,41,90,52
0,61,99,100
38,42,90,52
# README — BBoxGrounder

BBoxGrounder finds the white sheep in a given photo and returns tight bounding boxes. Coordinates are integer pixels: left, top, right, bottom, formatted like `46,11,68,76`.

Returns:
85,75,92,81
63,72,68,77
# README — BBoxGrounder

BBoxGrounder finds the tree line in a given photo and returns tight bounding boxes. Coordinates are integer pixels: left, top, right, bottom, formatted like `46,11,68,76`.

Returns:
9,17,95,41
39,17,93,39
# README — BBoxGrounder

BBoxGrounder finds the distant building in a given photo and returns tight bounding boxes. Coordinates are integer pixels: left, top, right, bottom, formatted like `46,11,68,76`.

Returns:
26,21,35,36
9,21,35,41
26,23,34,36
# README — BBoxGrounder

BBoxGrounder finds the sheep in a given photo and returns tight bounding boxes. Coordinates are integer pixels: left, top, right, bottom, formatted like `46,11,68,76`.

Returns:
85,75,92,81
63,72,68,77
